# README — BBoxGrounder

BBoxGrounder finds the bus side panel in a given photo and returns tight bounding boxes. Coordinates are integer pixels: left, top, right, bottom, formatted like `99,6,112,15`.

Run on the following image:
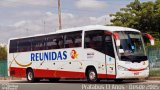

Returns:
34,69,85,78
8,48,114,79
10,67,26,78
8,48,87,79
9,67,86,78
84,49,107,79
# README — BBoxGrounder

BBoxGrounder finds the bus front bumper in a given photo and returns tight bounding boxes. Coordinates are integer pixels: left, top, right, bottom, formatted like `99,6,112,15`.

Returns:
116,69,149,79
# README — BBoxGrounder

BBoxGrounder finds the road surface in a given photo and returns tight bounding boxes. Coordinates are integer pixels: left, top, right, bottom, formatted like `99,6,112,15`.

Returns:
0,79,160,90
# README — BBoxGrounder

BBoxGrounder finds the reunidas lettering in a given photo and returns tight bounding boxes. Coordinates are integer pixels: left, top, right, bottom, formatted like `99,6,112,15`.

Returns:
31,51,67,61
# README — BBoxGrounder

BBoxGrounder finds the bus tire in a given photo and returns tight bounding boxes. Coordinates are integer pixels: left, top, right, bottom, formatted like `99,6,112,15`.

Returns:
49,78,60,82
86,68,99,83
26,69,37,83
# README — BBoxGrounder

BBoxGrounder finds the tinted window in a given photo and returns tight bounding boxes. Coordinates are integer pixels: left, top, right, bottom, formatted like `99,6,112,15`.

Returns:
64,31,82,48
17,38,31,52
32,36,46,51
9,31,82,53
85,30,115,57
104,35,115,57
85,30,104,52
9,40,18,53
46,34,64,50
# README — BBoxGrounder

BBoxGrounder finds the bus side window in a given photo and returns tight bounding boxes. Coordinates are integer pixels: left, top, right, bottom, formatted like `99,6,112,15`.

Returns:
74,32,82,47
10,40,18,53
17,38,31,52
64,33,74,48
46,34,64,50
32,36,45,51
64,31,82,48
65,39,74,48
75,38,82,47
58,38,64,48
89,38,95,49
84,30,103,51
84,37,90,48
85,30,115,58
46,38,57,49
93,36,103,51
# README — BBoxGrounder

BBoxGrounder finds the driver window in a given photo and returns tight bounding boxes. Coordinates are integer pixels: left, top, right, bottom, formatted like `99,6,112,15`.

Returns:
84,30,115,58
84,30,103,53
104,35,115,58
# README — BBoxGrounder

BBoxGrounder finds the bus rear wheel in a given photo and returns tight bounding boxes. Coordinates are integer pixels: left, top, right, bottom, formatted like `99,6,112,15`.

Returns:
26,69,39,82
86,68,99,83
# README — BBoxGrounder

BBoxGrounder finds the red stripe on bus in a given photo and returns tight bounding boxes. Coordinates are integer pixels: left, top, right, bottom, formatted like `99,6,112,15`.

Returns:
10,67,26,78
34,68,86,78
128,68,145,71
10,67,116,79
98,74,116,79
107,74,116,79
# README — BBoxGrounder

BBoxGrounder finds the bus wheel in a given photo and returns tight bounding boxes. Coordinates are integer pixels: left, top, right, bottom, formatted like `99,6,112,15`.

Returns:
86,68,99,83
49,78,60,82
26,69,36,83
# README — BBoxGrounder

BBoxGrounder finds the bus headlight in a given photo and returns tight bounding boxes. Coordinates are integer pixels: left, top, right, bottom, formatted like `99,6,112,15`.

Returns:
118,65,128,71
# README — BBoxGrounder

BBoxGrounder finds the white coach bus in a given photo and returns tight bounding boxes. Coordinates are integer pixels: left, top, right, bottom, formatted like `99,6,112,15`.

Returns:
8,25,154,83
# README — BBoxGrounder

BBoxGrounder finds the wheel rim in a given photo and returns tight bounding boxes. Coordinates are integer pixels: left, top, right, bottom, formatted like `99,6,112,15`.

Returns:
89,71,96,81
28,72,33,81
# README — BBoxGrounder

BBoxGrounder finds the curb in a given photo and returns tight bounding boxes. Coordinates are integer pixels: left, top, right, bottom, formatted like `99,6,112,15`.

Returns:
147,77,160,80
0,77,22,80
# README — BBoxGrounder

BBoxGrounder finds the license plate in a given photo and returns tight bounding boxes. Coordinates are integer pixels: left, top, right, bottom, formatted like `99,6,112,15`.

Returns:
134,72,139,75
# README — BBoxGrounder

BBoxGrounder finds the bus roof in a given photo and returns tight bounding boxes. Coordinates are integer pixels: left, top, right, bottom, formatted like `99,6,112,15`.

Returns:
56,25,140,33
9,25,140,40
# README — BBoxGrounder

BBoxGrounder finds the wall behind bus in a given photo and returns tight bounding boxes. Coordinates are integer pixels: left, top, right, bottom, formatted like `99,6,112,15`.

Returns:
147,47,160,69
0,60,7,77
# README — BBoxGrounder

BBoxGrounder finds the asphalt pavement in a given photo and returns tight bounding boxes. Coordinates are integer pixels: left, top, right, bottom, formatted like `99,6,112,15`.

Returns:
0,79,160,90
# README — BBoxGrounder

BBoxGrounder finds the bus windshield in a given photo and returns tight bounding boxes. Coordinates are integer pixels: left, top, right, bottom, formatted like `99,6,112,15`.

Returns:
117,31,147,62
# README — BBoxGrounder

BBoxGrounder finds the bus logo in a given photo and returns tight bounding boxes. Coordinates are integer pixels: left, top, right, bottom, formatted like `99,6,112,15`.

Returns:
70,50,78,59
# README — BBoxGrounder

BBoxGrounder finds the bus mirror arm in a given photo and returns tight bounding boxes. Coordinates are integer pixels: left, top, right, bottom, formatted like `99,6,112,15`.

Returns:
150,39,155,46
143,33,155,46
116,39,120,47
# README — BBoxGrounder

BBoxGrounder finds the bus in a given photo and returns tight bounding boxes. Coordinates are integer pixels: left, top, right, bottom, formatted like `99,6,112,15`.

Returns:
8,25,154,83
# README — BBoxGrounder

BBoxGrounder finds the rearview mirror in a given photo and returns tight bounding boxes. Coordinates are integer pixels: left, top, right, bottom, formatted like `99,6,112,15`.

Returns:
143,33,155,46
